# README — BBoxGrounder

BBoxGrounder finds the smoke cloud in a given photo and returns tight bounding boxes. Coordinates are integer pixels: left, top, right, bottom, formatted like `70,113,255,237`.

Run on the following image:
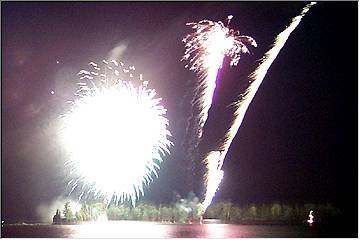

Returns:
107,42,128,61
36,197,81,223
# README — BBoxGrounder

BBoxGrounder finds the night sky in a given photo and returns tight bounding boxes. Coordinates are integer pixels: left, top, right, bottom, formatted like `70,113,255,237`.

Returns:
2,2,357,224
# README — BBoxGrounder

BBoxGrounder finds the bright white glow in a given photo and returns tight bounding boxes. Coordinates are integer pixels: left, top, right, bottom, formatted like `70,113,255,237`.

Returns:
60,60,172,206
201,3,316,212
97,213,108,222
68,201,81,214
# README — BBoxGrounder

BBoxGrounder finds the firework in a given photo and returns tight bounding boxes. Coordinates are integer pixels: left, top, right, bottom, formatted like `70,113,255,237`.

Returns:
183,16,257,141
182,16,257,191
202,2,316,211
201,151,224,211
59,60,172,206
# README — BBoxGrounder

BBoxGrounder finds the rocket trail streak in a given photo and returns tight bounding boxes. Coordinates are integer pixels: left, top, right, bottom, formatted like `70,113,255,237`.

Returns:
202,2,316,211
222,2,316,158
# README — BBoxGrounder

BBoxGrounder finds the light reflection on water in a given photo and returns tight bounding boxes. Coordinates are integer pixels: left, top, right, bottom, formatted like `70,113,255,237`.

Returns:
69,221,227,238
64,221,314,238
70,221,169,238
3,221,320,238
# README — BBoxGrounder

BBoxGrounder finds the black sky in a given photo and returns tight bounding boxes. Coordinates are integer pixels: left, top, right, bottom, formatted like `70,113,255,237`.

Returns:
2,2,357,224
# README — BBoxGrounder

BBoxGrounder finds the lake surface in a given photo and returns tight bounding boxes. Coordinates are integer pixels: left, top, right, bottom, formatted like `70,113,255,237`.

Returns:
0,221,348,238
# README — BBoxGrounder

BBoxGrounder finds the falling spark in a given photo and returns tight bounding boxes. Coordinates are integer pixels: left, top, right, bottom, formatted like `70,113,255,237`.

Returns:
202,2,316,211
59,59,173,206
182,16,257,191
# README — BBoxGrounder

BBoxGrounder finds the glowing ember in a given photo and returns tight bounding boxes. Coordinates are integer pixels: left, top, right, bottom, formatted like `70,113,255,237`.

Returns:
307,210,314,226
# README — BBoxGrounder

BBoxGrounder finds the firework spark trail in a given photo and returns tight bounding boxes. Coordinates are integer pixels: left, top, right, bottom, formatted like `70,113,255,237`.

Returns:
182,16,257,142
182,16,257,191
60,60,172,207
202,2,316,211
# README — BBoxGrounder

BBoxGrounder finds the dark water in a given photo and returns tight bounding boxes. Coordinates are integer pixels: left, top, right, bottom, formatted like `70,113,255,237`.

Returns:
0,221,349,238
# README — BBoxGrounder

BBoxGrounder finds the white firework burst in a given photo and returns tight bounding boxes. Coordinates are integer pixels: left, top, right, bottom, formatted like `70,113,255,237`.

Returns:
59,60,172,206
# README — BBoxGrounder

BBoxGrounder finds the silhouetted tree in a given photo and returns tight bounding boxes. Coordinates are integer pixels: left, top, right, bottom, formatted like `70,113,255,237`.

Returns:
63,202,74,222
52,209,61,224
